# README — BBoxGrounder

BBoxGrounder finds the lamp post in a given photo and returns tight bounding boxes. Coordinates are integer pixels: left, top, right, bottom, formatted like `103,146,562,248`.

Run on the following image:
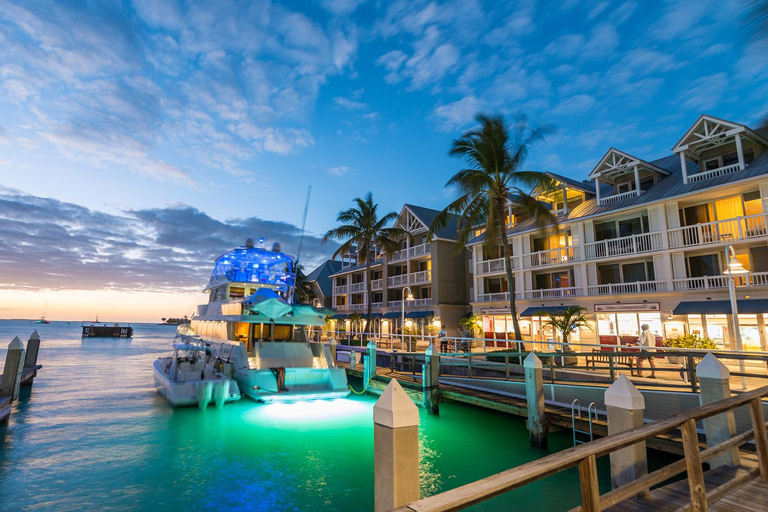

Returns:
723,244,748,389
401,286,414,350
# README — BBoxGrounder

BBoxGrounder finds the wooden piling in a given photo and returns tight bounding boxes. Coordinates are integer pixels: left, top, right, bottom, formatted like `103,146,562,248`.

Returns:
605,375,649,498
697,353,740,468
0,337,25,403
524,352,547,449
423,343,440,415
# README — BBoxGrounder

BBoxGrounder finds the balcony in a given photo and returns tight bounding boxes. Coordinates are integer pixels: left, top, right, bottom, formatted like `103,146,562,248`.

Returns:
587,281,667,295
390,242,431,262
387,298,432,307
371,302,383,308
335,304,349,311
688,163,743,183
387,274,409,287
371,279,382,290
410,270,431,284
349,281,366,293
347,303,367,311
476,257,511,275
598,190,639,205
584,232,663,260
668,214,768,248
475,292,524,302
524,286,584,299
333,285,348,295
523,246,579,268
672,272,768,290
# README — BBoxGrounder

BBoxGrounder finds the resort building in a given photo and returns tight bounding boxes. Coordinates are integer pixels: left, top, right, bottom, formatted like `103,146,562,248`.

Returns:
468,115,768,352
328,204,471,336
305,259,342,308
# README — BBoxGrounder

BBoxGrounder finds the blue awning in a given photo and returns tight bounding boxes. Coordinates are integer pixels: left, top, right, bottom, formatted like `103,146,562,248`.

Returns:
382,312,402,319
405,310,434,319
329,314,348,320
673,300,768,315
520,305,576,317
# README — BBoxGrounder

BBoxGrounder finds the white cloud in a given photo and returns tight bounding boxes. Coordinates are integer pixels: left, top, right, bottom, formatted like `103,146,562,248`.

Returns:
321,0,366,15
550,94,596,116
434,95,481,131
328,165,350,176
334,97,367,110
678,73,729,111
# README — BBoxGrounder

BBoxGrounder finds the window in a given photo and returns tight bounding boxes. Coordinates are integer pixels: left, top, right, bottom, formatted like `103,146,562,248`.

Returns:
419,288,432,299
372,292,383,303
482,244,504,260
596,215,649,241
351,294,365,305
352,273,364,284
617,180,636,193
752,246,768,273
532,236,549,252
595,221,617,241
336,296,346,306
336,277,347,286
744,191,763,216
639,175,655,191
622,262,648,282
680,204,713,226
370,270,382,280
722,152,739,167
485,277,509,294
534,270,573,289
229,287,245,299
598,264,621,284
688,254,721,277
418,260,430,272
598,261,654,284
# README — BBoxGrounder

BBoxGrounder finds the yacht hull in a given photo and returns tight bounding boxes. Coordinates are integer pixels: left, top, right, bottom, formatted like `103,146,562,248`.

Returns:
153,358,241,408
234,366,350,402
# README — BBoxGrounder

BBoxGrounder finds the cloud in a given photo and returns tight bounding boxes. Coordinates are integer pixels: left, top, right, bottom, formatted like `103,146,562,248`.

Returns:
434,95,482,131
550,94,596,116
0,186,336,292
334,97,367,110
321,0,366,16
327,165,351,176
544,23,619,60
677,73,729,111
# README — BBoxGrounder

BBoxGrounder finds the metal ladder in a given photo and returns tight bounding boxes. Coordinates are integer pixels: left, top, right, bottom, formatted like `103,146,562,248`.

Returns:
571,399,599,446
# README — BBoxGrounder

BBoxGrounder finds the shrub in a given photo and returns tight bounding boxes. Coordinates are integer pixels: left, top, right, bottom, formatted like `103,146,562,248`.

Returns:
663,334,718,350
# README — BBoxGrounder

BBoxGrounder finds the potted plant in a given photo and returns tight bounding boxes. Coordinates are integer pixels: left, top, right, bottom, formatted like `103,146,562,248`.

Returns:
542,306,592,367
460,314,482,350
403,325,419,351
663,334,718,364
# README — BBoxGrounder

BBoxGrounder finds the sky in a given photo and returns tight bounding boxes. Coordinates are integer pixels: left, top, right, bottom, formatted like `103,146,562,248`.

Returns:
0,0,766,322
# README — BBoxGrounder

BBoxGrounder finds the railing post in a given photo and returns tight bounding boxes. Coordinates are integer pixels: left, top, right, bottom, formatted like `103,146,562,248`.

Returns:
749,398,768,481
423,344,440,416
681,418,707,511
687,354,698,392
373,380,420,512
609,352,617,382
605,375,649,498
0,337,25,402
524,352,548,449
579,454,601,512
696,353,740,468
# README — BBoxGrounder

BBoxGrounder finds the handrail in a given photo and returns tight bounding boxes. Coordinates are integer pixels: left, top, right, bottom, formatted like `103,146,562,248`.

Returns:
398,385,768,512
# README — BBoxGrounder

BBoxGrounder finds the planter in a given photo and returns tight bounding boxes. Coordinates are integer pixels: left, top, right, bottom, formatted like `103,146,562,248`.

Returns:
667,355,682,365
555,350,579,367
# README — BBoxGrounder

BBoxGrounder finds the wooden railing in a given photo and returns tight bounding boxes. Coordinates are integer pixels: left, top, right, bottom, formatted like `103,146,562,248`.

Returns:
396,384,768,512
688,162,743,183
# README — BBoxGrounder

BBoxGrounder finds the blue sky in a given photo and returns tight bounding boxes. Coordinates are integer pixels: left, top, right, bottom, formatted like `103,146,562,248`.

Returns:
0,0,766,318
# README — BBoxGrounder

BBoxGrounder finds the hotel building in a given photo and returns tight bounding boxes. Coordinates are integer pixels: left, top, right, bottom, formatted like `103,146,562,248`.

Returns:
468,115,768,352
328,204,471,336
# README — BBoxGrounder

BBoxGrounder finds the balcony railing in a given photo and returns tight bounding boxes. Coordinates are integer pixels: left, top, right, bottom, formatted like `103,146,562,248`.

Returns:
371,302,383,308
476,292,510,302
387,298,432,307
587,280,667,295
524,286,584,299
672,272,768,290
688,163,743,183
598,189,639,205
335,304,348,311
347,303,366,310
390,249,408,262
333,285,348,295
523,246,579,268
410,270,431,284
371,279,382,290
387,274,409,287
476,257,510,275
668,213,768,248
585,232,663,260
390,242,431,262
349,281,366,293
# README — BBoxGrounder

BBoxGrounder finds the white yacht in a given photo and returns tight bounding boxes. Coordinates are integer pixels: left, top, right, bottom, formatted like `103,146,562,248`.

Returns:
184,238,349,402
153,340,241,408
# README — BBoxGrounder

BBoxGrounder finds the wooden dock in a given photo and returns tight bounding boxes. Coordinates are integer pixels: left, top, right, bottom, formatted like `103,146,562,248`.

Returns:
1,332,42,423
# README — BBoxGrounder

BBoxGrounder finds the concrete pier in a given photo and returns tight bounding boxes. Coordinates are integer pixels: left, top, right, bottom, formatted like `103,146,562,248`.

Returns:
524,352,547,449
605,375,649,498
422,343,440,415
697,353,740,468
374,379,420,512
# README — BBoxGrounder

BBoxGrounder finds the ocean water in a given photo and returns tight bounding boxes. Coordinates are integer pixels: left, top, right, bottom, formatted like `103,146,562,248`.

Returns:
0,320,613,511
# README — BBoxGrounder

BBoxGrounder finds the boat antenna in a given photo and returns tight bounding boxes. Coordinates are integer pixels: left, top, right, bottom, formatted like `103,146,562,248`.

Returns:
295,185,311,264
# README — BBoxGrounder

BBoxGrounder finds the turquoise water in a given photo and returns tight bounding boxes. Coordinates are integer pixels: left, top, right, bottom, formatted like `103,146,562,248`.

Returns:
0,321,614,511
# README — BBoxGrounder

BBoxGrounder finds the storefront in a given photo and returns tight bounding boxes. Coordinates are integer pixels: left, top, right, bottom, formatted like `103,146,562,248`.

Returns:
480,308,517,348
594,303,663,348
672,300,768,351
519,305,581,351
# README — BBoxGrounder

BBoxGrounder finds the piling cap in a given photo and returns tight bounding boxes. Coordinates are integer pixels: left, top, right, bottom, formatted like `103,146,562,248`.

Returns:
30,330,40,341
523,352,542,369
696,353,729,379
9,336,22,350
366,340,377,350
425,343,437,356
605,375,645,410
373,379,419,428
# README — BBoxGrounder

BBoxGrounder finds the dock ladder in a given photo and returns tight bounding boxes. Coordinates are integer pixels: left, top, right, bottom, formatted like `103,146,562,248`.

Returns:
571,399,598,446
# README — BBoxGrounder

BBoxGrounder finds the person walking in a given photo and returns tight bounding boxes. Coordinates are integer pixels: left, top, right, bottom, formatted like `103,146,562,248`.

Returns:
438,325,448,353
636,324,657,378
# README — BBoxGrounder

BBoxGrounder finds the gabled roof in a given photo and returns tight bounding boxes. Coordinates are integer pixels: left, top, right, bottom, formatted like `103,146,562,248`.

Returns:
543,172,597,195
401,204,461,241
672,114,768,154
589,148,670,181
306,260,343,297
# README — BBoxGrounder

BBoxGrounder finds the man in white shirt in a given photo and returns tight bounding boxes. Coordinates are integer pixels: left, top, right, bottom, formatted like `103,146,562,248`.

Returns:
636,323,657,378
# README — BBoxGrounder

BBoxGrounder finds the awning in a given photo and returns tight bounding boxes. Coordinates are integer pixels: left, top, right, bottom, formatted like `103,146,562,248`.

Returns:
382,312,402,319
329,314,348,320
520,305,577,317
673,300,768,315
405,310,434,319
370,312,382,319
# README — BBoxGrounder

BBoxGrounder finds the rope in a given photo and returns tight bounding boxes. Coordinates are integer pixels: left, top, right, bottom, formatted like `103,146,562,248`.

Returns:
347,382,368,395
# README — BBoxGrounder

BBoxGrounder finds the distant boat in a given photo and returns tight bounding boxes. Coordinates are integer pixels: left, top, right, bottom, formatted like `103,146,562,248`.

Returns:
36,311,50,324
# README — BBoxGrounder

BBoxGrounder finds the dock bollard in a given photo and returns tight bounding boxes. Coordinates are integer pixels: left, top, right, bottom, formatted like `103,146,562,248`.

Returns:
422,343,440,415
0,337,26,401
524,352,548,449
697,353,740,468
373,379,420,512
605,375,649,498
329,336,337,362
364,341,377,388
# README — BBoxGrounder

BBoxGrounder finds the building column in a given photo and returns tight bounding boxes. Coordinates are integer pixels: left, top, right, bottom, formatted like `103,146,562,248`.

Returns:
735,133,746,169
595,178,602,204
758,314,768,352
633,165,641,196
562,187,569,215
680,153,689,184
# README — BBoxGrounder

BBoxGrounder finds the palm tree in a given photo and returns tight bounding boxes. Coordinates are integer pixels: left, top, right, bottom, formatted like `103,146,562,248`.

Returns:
428,113,557,349
542,306,591,351
323,193,407,341
292,261,316,304
744,1,768,127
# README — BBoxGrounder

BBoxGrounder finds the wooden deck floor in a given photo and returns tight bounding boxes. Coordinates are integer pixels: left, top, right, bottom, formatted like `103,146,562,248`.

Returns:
604,455,766,512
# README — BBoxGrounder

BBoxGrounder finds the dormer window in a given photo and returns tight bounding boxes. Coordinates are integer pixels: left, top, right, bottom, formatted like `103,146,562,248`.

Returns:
589,149,669,205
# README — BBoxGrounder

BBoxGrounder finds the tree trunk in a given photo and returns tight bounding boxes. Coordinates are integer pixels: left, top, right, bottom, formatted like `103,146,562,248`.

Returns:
364,244,372,343
498,213,525,352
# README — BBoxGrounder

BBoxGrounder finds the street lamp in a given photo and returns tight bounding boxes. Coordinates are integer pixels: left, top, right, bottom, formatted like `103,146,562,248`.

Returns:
723,244,748,389
401,286,415,349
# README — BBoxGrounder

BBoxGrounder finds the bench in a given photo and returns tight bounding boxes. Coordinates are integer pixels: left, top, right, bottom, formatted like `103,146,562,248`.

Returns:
585,349,636,374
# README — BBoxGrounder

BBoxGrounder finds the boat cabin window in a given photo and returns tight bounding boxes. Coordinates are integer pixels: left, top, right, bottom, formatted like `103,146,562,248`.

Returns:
229,287,245,299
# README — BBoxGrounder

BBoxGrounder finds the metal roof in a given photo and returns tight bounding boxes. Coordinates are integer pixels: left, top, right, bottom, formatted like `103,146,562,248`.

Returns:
306,260,343,297
402,204,462,241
